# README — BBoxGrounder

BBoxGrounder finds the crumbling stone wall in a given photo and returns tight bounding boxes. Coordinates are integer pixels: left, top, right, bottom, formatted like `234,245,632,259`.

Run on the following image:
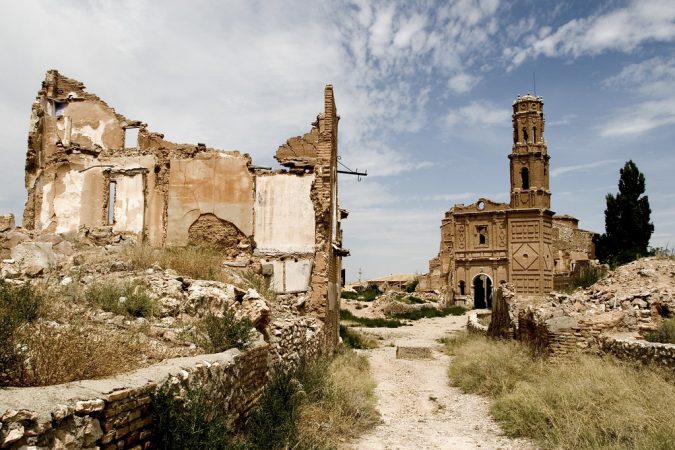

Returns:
599,335,675,369
20,70,345,349
0,320,325,449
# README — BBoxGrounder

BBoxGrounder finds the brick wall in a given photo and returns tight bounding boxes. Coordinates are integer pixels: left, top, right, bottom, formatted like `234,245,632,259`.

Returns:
0,319,324,449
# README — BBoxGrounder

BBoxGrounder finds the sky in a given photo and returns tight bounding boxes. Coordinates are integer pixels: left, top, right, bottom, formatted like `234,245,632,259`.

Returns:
1,0,674,281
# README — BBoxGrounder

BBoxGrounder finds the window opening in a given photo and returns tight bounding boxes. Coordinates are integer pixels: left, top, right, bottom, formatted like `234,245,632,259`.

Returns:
107,180,117,225
521,167,530,189
459,280,466,296
477,226,488,246
55,102,66,117
533,126,537,143
124,128,139,149
522,127,528,143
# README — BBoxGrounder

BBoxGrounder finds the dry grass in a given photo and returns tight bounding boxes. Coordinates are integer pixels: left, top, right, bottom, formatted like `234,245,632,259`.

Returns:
15,322,149,386
446,333,675,450
340,325,379,349
296,350,380,447
124,243,230,282
244,349,379,449
241,269,276,302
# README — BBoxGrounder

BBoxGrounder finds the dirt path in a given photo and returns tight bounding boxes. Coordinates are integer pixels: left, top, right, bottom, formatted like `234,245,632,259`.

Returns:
347,314,534,450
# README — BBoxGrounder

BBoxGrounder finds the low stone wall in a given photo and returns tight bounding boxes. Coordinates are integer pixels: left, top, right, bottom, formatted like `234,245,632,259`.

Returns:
0,318,324,449
467,311,490,334
599,335,675,369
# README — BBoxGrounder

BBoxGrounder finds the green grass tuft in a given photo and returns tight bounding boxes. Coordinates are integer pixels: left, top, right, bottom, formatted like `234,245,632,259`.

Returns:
644,318,675,344
391,306,465,320
85,279,156,318
340,309,403,328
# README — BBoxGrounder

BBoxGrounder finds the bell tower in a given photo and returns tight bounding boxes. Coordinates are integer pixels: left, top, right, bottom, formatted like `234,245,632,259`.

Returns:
509,95,550,210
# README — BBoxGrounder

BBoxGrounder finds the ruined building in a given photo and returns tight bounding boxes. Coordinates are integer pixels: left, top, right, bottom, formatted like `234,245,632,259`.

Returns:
420,95,596,307
21,70,346,347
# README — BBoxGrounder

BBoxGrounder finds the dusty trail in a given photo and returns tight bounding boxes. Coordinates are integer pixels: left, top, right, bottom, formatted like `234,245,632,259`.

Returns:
347,314,534,450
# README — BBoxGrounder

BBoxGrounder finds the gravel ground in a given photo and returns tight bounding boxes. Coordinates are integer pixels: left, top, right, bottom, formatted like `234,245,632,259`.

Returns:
346,314,536,450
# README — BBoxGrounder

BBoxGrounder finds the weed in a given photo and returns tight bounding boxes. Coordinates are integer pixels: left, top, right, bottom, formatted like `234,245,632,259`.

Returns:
152,380,238,450
404,278,419,293
246,350,378,449
123,242,159,270
194,310,253,353
0,281,42,384
360,284,382,302
438,331,472,355
644,318,675,344
448,333,675,450
340,290,359,300
340,309,403,328
241,270,275,302
391,306,465,321
340,325,378,349
159,245,227,281
245,370,304,449
563,265,605,292
85,279,156,318
16,322,147,386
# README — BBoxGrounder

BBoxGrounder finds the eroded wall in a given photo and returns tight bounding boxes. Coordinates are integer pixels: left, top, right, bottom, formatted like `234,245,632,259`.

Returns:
22,70,344,350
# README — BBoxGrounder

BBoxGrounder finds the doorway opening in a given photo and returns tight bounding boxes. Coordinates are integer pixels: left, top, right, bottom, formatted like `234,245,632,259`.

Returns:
473,274,493,309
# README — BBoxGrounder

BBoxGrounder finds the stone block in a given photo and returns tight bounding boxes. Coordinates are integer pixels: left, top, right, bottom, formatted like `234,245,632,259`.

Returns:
395,346,433,360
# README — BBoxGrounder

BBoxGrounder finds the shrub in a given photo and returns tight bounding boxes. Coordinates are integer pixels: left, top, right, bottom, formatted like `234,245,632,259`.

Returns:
85,280,156,318
246,351,378,449
297,350,379,447
644,318,675,344
340,325,378,349
566,265,604,292
341,290,359,300
194,310,252,353
0,281,42,383
391,306,465,320
15,323,147,386
360,284,382,302
448,333,675,450
241,270,275,302
245,370,304,449
152,380,237,450
404,279,419,293
340,309,403,328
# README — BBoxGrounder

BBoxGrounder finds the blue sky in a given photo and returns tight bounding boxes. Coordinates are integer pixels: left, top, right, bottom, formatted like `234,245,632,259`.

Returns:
1,0,674,280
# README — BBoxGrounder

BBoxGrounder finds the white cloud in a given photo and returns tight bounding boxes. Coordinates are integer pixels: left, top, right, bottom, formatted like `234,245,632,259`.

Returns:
600,57,675,136
445,100,510,126
507,0,675,68
551,159,621,178
447,72,481,94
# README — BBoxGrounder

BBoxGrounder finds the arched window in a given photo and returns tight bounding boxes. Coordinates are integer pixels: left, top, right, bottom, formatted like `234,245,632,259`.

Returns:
459,280,466,295
532,126,537,143
522,127,528,143
521,167,530,189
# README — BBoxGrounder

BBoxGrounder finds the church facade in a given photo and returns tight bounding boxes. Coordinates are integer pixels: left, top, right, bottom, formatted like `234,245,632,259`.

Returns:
421,95,595,308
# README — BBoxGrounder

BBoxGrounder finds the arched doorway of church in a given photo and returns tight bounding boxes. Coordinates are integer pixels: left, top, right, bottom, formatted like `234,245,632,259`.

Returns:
472,274,493,309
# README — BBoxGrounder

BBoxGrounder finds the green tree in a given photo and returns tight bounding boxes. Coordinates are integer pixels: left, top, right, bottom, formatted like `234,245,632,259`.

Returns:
596,160,653,265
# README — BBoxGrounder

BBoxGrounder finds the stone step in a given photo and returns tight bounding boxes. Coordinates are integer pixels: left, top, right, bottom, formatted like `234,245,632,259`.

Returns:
396,346,433,360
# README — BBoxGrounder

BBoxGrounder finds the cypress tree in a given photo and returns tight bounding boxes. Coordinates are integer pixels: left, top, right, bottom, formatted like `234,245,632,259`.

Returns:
596,160,654,265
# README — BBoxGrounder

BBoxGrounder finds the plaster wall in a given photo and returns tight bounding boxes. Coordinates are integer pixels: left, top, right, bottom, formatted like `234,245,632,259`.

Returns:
254,174,315,254
166,153,254,246
112,173,144,233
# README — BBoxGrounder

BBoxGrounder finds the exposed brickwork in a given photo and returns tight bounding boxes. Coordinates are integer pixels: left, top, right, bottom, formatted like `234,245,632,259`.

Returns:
0,320,325,449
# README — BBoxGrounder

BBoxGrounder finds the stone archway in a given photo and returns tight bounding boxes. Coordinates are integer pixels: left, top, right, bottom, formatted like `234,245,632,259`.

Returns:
472,274,493,309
